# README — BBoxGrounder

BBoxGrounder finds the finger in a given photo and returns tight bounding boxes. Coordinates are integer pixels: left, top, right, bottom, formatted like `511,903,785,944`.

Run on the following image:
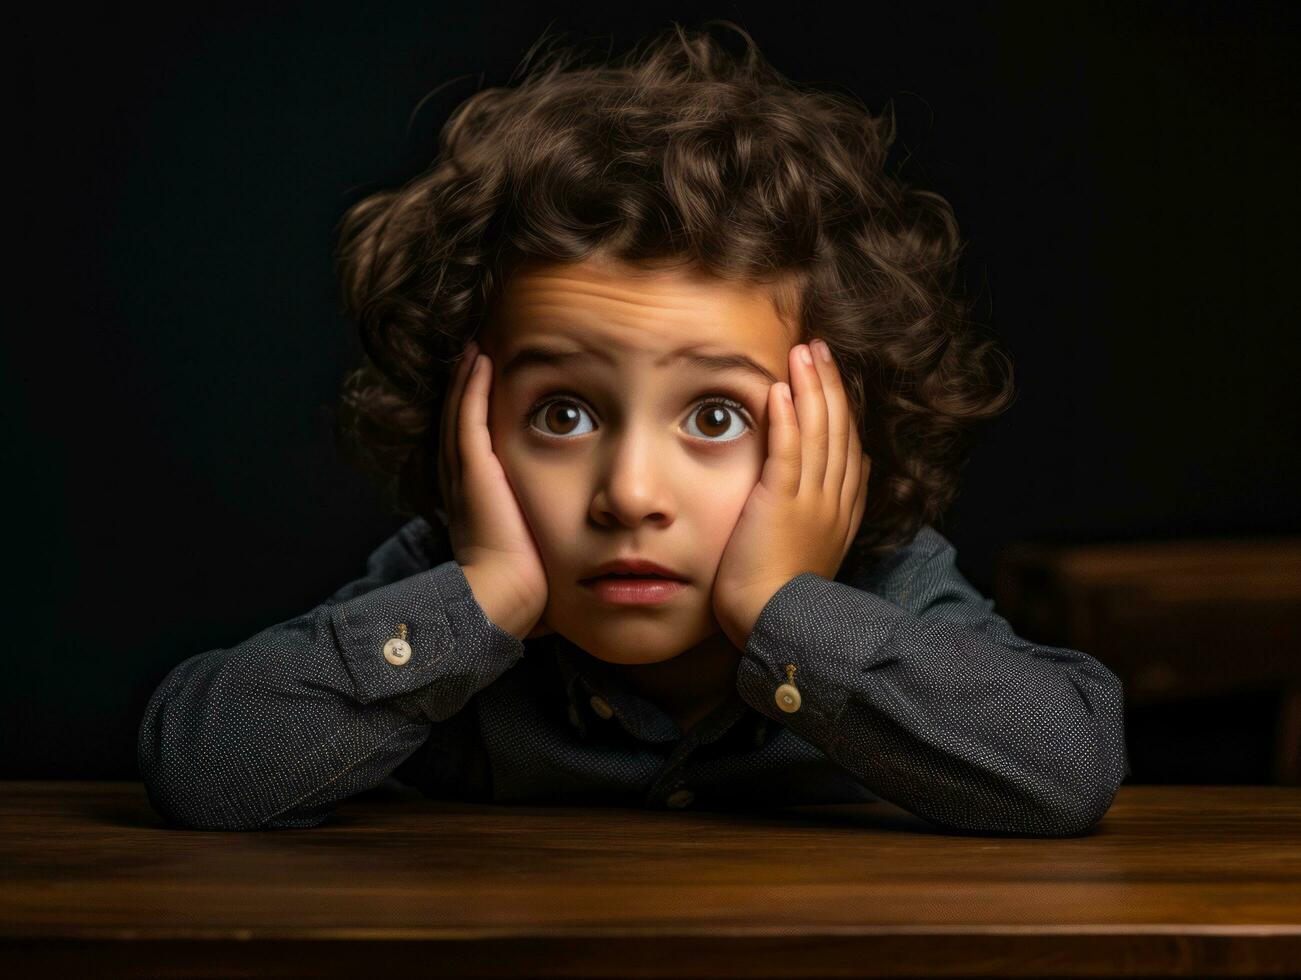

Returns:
457,353,493,476
439,351,466,507
790,343,828,495
442,339,477,468
440,339,478,504
810,339,849,499
843,453,871,555
840,440,861,530
854,455,870,535
761,380,801,496
840,420,864,521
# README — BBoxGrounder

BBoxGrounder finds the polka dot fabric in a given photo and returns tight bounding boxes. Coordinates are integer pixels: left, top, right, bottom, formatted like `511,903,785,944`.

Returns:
138,516,1130,835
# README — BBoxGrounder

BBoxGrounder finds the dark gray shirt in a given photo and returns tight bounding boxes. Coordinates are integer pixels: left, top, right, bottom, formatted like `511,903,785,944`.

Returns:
137,516,1130,836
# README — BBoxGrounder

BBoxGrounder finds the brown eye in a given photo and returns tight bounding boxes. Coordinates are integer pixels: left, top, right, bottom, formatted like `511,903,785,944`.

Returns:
684,400,750,442
694,404,731,439
536,401,588,436
522,394,751,443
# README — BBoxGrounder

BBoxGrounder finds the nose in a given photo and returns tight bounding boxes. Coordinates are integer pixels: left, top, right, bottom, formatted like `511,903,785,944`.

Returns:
588,427,675,529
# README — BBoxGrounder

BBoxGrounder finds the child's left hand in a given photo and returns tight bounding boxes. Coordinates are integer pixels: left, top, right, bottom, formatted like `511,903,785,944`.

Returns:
712,340,871,651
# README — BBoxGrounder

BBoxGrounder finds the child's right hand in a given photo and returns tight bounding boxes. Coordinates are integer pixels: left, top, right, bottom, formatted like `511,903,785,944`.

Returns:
438,339,552,641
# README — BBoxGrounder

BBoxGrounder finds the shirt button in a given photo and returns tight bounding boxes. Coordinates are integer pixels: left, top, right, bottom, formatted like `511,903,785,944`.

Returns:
589,695,614,719
775,682,801,713
775,664,802,713
382,637,412,666
666,788,694,809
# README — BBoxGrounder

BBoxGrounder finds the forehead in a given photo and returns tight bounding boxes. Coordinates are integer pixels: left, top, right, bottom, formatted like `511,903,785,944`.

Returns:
484,254,799,376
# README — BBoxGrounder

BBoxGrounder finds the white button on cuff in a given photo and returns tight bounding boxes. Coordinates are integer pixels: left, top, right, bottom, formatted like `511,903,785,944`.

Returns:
775,664,802,713
775,682,801,712
589,695,614,719
383,637,412,666
666,788,694,808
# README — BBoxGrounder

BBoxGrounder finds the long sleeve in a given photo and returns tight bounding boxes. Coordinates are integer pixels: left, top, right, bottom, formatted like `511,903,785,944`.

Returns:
137,519,524,831
734,526,1130,837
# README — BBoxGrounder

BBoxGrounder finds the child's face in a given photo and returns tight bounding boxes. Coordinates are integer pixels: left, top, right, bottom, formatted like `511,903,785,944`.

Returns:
477,252,799,665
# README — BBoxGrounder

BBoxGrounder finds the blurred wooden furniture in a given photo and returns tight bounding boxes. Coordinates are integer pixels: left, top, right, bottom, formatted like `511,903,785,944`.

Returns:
995,535,1301,784
2,781,1300,977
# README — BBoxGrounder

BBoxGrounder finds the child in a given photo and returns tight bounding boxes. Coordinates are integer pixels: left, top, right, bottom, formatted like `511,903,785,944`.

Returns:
138,22,1129,835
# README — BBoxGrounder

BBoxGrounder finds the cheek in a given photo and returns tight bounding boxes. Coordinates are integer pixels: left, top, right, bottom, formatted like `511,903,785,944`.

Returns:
491,445,576,557
484,385,517,449
693,471,756,561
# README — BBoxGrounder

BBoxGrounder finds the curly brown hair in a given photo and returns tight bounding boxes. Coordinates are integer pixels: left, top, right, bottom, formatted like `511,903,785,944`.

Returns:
331,20,1015,568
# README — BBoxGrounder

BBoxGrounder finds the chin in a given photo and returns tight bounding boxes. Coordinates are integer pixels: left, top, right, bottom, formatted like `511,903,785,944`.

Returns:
558,621,697,664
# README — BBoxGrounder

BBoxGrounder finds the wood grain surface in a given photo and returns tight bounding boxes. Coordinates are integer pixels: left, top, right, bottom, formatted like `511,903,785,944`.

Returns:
2,782,1299,976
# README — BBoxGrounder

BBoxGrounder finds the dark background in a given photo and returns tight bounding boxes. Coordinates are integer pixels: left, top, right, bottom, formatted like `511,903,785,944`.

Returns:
9,1,1298,784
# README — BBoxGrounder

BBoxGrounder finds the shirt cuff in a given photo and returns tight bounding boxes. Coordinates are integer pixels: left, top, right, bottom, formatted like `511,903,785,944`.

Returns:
736,571,872,741
330,558,525,719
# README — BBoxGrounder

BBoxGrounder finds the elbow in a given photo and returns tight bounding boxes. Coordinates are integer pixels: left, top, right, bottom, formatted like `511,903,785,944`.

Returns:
138,755,260,831
141,780,245,831
138,709,334,831
1045,670,1129,836
1041,785,1120,837
143,778,326,831
139,733,305,831
138,706,262,832
1038,740,1128,837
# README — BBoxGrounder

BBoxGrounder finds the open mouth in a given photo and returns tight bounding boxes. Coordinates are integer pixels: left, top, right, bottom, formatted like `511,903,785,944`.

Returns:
582,573,683,583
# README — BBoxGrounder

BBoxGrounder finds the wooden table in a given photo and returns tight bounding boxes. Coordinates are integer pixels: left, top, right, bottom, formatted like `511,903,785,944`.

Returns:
3,782,1299,977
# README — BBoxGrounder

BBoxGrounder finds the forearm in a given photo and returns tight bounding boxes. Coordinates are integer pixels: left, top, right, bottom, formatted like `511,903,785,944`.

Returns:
138,559,525,830
735,571,1129,837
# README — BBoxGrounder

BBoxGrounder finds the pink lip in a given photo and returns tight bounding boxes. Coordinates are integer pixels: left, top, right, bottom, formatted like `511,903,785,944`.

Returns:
582,577,687,605
584,558,685,580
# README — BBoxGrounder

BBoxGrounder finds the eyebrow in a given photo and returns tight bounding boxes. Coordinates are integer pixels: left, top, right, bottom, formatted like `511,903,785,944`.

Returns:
500,341,779,386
